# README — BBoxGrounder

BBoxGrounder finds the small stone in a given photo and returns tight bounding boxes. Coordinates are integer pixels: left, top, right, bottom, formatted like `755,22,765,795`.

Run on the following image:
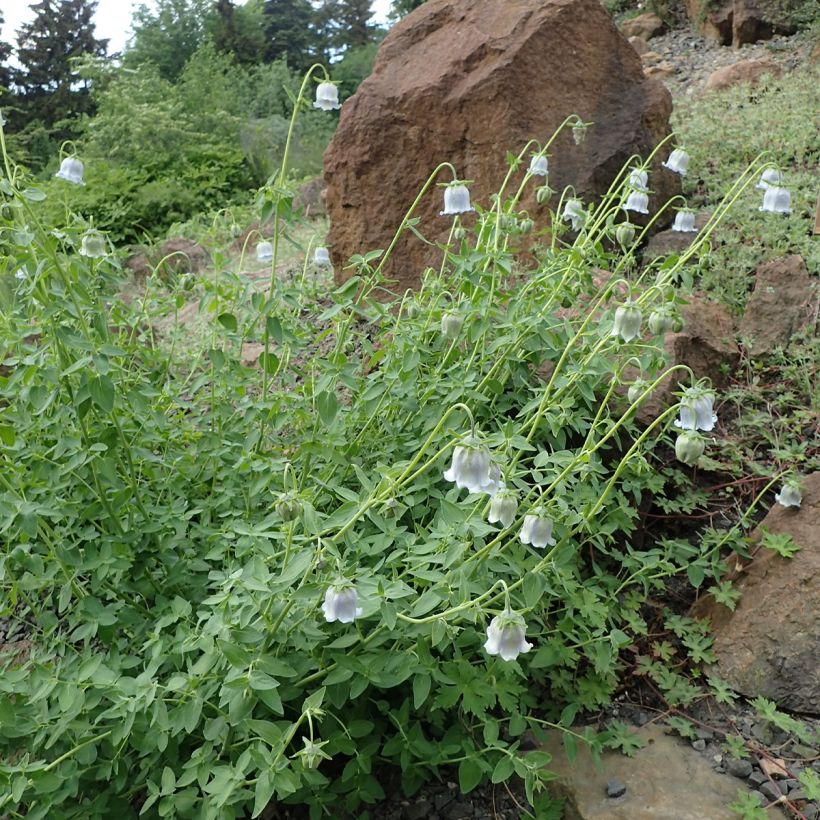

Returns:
748,771,767,787
607,778,627,798
405,801,432,820
726,758,753,778
691,739,707,752
791,744,819,760
788,788,807,802
750,790,768,808
751,722,774,745
760,781,783,801
696,728,714,740
782,779,800,792
444,801,473,820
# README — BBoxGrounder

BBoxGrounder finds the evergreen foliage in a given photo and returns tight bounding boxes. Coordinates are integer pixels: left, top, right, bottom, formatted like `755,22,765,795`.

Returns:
0,12,13,100
262,0,323,73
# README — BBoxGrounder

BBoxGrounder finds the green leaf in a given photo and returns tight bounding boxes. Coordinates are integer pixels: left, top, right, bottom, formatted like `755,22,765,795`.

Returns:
253,770,276,818
22,187,47,201
458,758,483,793
259,352,279,374
217,312,238,332
0,424,16,446
160,766,176,796
88,375,115,413
316,390,338,426
266,316,283,343
491,756,515,784
412,674,431,709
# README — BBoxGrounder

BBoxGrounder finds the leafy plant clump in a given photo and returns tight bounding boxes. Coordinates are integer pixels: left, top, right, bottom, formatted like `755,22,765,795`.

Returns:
0,82,795,818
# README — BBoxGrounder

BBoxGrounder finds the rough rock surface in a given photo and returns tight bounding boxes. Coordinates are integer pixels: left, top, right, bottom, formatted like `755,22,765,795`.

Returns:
620,12,666,40
692,472,820,715
156,238,210,276
683,0,798,46
739,255,816,356
539,724,781,818
705,57,782,91
324,0,679,292
642,210,711,258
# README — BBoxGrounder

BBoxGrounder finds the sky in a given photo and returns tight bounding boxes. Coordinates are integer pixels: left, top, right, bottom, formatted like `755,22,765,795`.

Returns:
0,0,393,54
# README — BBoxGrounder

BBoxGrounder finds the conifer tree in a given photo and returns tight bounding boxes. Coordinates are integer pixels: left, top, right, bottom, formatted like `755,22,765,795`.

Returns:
390,0,425,19
0,11,13,99
318,0,375,53
13,0,108,129
262,0,322,73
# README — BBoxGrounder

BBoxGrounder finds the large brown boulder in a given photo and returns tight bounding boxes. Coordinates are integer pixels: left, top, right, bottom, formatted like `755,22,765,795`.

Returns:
692,472,820,715
324,0,678,292
683,0,799,45
620,12,666,40
705,58,782,92
739,255,816,356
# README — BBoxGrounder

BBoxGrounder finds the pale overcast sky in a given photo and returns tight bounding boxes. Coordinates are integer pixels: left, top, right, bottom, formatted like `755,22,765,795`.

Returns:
1,0,393,55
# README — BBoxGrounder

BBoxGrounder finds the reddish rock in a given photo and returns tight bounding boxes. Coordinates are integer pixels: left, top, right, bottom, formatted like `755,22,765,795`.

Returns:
705,58,782,92
683,0,798,45
692,472,820,715
620,12,666,40
123,251,153,281
324,0,678,292
738,255,816,356
294,177,327,217
643,61,677,79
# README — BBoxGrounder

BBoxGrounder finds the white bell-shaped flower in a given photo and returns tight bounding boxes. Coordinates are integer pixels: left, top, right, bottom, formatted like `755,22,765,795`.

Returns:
444,435,494,494
675,430,705,465
663,148,690,176
256,241,273,262
629,168,648,189
675,387,717,432
519,509,556,548
759,186,791,214
488,487,518,528
441,310,463,340
79,230,107,258
15,268,27,281
314,81,341,111
441,184,474,216
774,481,802,508
322,582,362,623
55,156,85,185
484,609,532,662
314,246,331,266
562,198,586,231
756,168,783,189
529,154,549,176
615,222,636,246
611,302,642,342
483,463,504,496
623,190,649,215
672,209,697,233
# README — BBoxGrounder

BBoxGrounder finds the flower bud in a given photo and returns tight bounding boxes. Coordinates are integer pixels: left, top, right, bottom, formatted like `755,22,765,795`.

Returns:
180,273,196,292
572,122,588,145
615,222,636,246
675,430,705,465
275,492,302,522
484,609,532,661
453,225,466,241
519,217,534,234
441,311,463,340
536,185,552,205
648,308,675,335
628,379,648,404
79,230,106,259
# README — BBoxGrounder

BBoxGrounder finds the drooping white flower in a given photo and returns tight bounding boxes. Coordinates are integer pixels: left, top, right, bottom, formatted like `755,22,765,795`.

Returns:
672,209,697,233
774,482,802,508
79,230,106,258
529,154,549,177
483,463,504,496
519,509,556,548
322,583,362,624
314,246,331,266
759,186,791,214
675,430,705,465
488,487,518,528
675,387,717,432
55,156,85,185
663,148,690,176
484,609,533,662
562,198,586,231
441,310,463,340
443,435,495,495
756,168,783,189
611,302,642,342
623,190,649,215
441,184,474,216
314,81,341,111
629,168,649,189
256,241,273,262
615,222,636,246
